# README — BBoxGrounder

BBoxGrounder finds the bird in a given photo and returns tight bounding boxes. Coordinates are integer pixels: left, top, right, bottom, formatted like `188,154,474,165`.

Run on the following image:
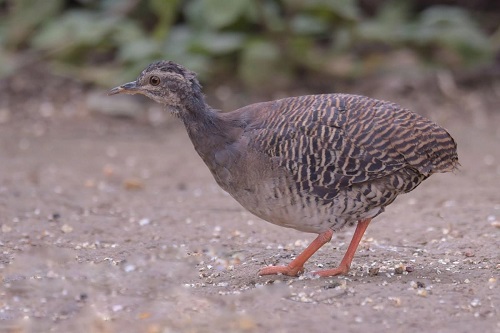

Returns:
109,60,458,277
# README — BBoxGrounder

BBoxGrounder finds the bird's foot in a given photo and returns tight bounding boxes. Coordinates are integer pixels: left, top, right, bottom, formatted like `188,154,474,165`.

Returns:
258,265,304,277
312,264,349,277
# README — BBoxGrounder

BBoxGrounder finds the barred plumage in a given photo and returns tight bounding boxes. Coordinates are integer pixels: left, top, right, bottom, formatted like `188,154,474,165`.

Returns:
110,61,459,278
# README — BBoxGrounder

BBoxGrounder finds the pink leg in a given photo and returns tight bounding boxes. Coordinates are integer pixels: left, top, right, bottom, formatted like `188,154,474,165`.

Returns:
313,218,372,277
258,229,333,277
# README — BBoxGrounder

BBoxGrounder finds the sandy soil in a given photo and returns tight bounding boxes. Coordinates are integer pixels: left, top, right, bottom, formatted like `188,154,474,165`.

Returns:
0,74,499,333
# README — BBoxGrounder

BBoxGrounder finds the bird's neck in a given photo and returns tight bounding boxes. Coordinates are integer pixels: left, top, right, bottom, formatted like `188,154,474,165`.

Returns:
179,90,222,135
179,94,236,167
181,104,223,139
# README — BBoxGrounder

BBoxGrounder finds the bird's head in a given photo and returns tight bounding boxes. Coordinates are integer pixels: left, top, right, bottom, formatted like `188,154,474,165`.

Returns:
108,61,203,116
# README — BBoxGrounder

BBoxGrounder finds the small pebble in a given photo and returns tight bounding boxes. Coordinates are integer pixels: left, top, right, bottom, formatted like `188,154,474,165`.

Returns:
394,265,405,274
1,224,12,233
139,218,150,226
470,299,481,307
443,200,456,207
416,289,427,297
61,224,73,233
112,305,123,312
487,277,496,289
324,282,342,289
124,178,143,190
464,251,475,257
124,264,136,273
369,267,380,276
361,297,373,306
388,296,402,306
138,312,151,320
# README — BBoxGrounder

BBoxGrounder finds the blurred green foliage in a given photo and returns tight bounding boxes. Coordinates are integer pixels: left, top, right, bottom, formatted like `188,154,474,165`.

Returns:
0,0,496,88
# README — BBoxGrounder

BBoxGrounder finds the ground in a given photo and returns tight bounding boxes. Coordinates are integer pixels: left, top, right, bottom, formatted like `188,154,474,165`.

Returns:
0,71,499,333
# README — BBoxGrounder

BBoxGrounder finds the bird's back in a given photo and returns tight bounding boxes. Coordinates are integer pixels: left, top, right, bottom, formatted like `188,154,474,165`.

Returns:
244,93,457,175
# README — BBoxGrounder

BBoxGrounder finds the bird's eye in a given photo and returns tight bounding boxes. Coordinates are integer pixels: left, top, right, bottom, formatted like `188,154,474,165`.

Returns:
149,76,160,86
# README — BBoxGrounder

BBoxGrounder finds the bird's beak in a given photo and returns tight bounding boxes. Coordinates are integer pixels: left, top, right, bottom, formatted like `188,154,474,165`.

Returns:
108,81,139,96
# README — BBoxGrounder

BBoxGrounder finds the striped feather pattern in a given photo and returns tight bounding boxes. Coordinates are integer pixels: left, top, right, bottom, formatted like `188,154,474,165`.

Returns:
230,94,458,228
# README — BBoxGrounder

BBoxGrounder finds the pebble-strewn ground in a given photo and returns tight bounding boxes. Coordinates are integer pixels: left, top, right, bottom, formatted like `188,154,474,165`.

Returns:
0,75,499,332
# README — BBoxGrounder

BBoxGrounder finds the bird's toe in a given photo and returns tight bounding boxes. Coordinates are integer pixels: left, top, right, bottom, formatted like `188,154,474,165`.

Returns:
258,265,304,277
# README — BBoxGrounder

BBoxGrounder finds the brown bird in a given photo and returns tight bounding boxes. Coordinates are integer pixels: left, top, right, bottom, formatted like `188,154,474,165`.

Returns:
109,61,458,277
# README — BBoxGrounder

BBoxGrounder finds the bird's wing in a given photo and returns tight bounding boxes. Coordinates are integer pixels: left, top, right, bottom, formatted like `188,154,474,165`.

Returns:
241,94,457,200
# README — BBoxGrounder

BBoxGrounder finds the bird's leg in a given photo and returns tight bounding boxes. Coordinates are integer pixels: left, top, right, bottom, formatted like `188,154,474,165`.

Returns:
258,229,333,277
313,218,372,277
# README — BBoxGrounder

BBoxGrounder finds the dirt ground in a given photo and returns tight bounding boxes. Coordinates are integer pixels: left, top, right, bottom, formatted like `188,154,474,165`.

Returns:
0,71,499,333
